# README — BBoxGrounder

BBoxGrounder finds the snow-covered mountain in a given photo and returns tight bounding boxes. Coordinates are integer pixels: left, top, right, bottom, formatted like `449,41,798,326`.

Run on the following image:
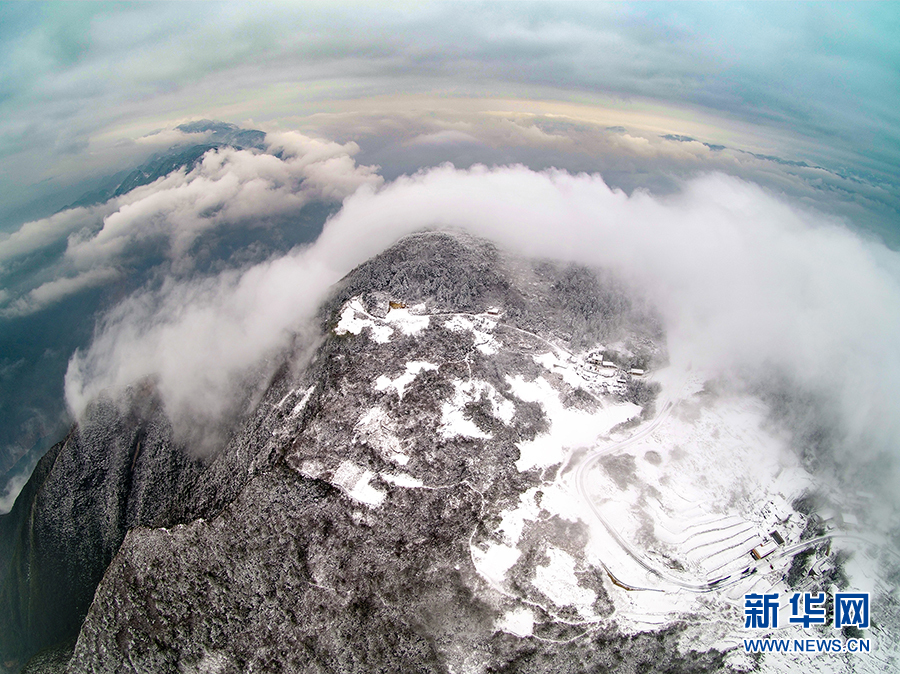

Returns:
1,231,894,673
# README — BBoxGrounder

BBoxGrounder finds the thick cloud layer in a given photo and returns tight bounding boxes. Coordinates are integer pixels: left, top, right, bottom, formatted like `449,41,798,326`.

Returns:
0,131,381,316
66,164,900,480
65,132,381,270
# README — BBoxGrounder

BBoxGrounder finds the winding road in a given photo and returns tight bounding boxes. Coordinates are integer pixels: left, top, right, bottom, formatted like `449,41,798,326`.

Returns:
569,369,896,594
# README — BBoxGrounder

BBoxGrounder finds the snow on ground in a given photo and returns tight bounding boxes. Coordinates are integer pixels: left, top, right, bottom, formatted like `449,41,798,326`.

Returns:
297,459,325,480
333,297,894,669
334,297,430,343
532,547,597,616
380,472,425,489
334,298,393,343
384,304,430,335
272,385,316,438
533,351,585,389
506,374,640,471
274,384,315,416
439,379,514,439
602,395,812,571
599,580,698,631
355,407,409,465
374,361,438,400
331,459,385,507
444,314,501,355
575,384,895,672
475,477,695,627
470,361,895,670
496,487,542,545
471,542,521,587
496,607,535,638
573,391,812,597
289,386,315,418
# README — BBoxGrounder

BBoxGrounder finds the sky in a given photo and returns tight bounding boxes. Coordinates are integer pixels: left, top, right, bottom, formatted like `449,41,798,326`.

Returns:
0,1,899,508
1,2,898,228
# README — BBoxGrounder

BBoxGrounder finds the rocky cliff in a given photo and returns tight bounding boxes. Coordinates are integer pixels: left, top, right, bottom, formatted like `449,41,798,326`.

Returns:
0,388,205,671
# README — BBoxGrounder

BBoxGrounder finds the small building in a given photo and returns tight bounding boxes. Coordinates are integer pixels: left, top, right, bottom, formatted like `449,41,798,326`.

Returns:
751,540,778,561
810,559,828,578
818,508,837,530
841,512,859,527
389,300,407,309
769,530,785,546
601,360,617,369
628,368,645,376
486,306,501,316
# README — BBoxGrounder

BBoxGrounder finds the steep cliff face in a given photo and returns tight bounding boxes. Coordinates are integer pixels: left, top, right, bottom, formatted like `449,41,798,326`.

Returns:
0,357,301,671
5,231,712,673
0,389,206,671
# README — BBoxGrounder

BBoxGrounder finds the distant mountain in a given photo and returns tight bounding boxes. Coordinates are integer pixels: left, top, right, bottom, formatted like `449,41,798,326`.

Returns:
66,121,267,210
174,119,267,150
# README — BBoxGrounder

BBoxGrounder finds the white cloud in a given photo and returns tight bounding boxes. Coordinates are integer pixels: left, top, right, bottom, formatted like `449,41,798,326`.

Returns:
2,267,122,318
0,206,105,267
0,129,383,322
0,130,381,276
0,472,30,515
2,3,895,241
65,249,340,450
408,130,483,147
29,267,121,305
65,164,900,474
66,133,382,270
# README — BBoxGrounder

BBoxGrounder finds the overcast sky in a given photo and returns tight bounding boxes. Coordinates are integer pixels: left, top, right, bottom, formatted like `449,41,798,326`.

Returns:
1,2,897,230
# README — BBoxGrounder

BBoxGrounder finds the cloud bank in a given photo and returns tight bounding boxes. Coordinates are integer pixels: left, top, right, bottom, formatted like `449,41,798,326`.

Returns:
65,164,900,483
65,132,381,270
1,267,121,318
0,131,381,312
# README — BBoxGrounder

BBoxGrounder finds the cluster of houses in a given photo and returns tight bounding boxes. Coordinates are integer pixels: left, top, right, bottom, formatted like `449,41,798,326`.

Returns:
574,350,646,396
584,350,646,376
